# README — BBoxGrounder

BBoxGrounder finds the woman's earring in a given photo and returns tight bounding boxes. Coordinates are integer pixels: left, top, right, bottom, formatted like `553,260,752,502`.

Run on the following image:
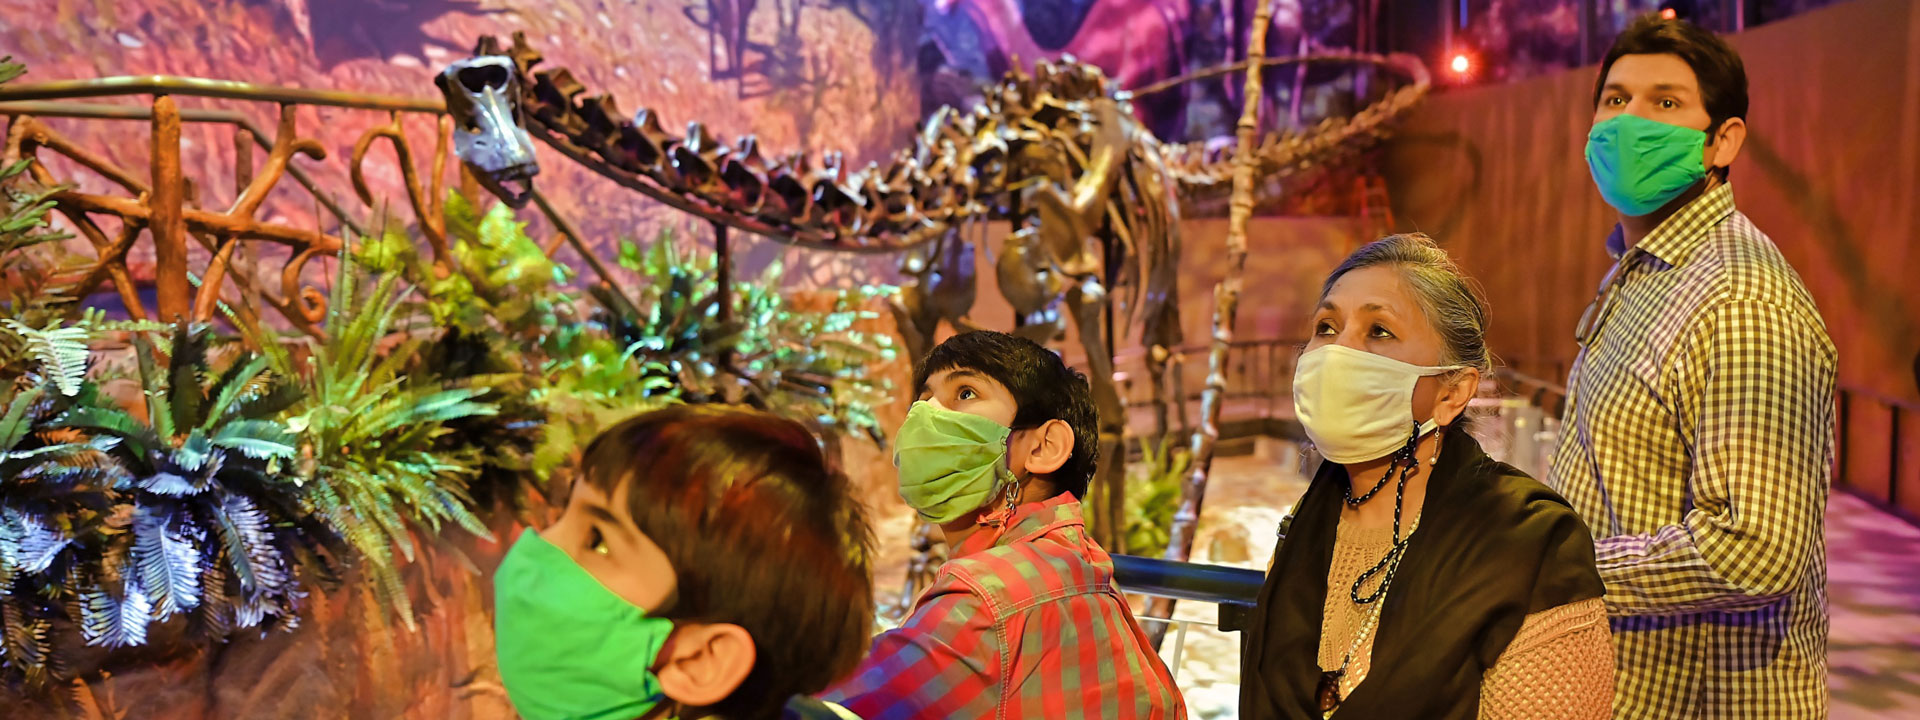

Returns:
1429,435,1444,466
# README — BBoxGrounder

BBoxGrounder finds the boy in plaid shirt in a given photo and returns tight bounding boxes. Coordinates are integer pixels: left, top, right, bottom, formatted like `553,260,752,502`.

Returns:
824,331,1186,719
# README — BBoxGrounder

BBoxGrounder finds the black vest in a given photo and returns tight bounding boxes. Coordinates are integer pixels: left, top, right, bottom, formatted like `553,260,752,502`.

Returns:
1240,429,1605,719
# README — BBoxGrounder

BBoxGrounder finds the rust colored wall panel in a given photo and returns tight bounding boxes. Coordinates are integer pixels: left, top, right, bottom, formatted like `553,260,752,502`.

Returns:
1384,0,1920,410
1898,405,1920,517
1843,394,1895,503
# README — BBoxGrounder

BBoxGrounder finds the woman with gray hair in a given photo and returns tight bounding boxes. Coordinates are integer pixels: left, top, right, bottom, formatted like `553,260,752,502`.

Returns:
1240,234,1612,719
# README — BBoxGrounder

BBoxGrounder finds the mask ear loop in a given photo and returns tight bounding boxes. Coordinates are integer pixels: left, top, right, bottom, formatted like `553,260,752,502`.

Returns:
1393,419,1421,470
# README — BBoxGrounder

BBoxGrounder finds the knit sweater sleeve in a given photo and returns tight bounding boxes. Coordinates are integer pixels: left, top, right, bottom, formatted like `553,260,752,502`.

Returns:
1477,597,1613,719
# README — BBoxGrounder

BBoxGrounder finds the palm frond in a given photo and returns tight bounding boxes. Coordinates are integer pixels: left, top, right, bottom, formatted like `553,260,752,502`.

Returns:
0,384,46,450
232,383,304,422
201,354,270,432
0,318,92,397
58,406,164,463
209,419,297,461
130,504,202,618
78,579,153,648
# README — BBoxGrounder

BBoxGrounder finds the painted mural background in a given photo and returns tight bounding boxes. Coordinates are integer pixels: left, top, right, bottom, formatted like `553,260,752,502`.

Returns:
0,0,1402,293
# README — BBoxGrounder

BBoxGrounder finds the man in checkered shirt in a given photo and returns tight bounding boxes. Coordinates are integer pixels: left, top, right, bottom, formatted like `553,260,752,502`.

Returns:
1550,15,1836,720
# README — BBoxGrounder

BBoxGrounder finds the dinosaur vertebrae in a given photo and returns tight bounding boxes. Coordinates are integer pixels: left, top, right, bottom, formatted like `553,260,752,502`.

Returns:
1156,52,1433,201
474,33,1147,252
466,35,1428,250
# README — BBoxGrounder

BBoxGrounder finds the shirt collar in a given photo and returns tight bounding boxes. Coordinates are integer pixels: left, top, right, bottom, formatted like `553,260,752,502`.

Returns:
1604,182,1736,267
952,493,1083,558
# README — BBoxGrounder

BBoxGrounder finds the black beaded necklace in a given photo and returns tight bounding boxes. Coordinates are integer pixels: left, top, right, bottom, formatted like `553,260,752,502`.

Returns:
1318,422,1434,714
1343,421,1427,605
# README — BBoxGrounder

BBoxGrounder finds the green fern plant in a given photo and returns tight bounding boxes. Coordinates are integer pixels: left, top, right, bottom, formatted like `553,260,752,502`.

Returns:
605,229,897,442
369,193,599,496
369,192,571,339
56,324,321,647
1118,435,1189,556
0,369,126,689
0,56,83,380
262,253,497,629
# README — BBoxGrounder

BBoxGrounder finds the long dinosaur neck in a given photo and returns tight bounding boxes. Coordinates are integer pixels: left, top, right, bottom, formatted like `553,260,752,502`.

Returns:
482,32,1006,252
1160,52,1433,207
477,34,1430,247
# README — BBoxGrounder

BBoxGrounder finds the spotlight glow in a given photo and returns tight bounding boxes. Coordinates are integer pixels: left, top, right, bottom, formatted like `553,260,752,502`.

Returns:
1660,8,1677,19
1450,54,1471,74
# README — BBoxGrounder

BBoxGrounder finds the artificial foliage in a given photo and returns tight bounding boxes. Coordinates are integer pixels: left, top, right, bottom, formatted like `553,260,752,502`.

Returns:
1117,435,1190,557
0,56,80,381
261,254,498,630
608,229,898,444
1,170,903,689
362,192,677,493
0,321,329,691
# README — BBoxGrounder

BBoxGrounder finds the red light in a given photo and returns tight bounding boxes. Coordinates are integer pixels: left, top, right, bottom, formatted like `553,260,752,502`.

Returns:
1660,8,1677,19
1450,54,1471,74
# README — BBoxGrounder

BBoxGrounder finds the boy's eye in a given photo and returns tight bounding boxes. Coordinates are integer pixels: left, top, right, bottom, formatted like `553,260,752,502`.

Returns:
1658,98,1678,109
957,386,978,401
589,528,610,556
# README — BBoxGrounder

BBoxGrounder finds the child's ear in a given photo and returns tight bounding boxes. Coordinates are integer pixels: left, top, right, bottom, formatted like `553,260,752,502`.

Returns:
655,623,756,710
1018,418,1075,476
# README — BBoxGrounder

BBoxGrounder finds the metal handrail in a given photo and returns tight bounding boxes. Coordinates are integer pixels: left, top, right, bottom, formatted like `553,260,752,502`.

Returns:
1112,554,1265,683
1111,554,1264,606
0,76,445,114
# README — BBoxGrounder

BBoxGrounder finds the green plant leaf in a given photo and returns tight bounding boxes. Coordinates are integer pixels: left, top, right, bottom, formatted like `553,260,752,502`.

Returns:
210,420,297,460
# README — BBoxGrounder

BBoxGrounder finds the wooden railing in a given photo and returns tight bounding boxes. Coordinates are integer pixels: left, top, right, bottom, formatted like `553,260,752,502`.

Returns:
1836,386,1920,525
0,76,451,334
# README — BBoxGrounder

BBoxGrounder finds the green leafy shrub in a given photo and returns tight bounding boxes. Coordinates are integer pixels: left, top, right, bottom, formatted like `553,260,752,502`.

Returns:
607,229,898,443
4,324,327,688
262,255,498,629
1119,435,1189,556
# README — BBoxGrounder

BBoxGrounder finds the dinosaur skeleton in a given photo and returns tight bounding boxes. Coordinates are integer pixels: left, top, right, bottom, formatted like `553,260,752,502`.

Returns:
438,33,1429,553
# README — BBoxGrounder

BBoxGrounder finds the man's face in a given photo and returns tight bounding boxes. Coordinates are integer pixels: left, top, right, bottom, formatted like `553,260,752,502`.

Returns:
1594,53,1714,131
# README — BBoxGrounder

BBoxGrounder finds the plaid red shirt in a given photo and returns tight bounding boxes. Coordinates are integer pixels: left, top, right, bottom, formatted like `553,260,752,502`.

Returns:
823,495,1187,719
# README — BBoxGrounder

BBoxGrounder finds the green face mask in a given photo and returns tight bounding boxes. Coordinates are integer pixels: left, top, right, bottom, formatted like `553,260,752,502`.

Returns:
1585,113,1709,217
894,400,1016,524
494,528,675,720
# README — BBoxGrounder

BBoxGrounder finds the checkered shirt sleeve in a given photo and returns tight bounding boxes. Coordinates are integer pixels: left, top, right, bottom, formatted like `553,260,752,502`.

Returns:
1589,295,1834,614
823,581,1000,720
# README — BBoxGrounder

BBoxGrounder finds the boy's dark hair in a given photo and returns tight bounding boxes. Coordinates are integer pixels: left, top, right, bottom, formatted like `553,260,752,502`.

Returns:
913,331,1098,499
581,405,874,720
1595,16,1749,178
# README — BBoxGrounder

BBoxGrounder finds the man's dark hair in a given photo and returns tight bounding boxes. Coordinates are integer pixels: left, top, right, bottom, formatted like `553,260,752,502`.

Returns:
913,331,1099,499
581,405,874,720
1595,15,1749,144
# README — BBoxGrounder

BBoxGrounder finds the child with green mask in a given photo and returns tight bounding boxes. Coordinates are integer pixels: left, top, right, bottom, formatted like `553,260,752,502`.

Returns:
822,331,1187,718
492,405,873,720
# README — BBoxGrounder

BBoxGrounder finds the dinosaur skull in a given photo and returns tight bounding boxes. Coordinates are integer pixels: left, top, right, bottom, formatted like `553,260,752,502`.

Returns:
438,56,539,207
